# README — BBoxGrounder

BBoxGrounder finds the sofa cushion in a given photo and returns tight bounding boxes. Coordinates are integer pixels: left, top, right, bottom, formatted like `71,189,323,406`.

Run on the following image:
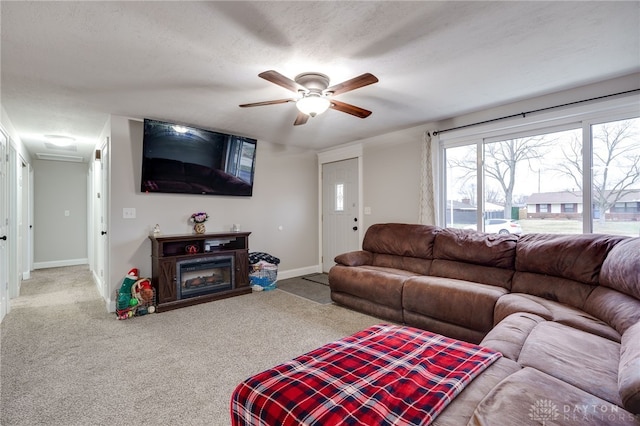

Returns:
515,233,625,285
619,322,640,415
511,271,595,311
401,312,486,344
494,293,620,342
600,236,640,300
430,358,521,426
469,367,638,426
480,312,546,361
433,228,518,269
372,253,432,275
330,292,404,324
403,276,508,334
583,286,640,336
328,265,413,310
362,223,439,258
518,321,622,407
430,259,513,290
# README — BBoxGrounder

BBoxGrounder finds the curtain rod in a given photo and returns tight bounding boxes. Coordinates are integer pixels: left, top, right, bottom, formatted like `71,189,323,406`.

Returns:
431,88,640,136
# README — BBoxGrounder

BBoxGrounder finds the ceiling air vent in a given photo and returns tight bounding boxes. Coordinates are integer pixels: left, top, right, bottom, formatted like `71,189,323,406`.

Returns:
36,153,84,162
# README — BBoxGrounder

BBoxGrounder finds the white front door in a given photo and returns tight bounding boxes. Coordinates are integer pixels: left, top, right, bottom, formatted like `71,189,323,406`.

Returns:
322,158,360,272
0,128,9,321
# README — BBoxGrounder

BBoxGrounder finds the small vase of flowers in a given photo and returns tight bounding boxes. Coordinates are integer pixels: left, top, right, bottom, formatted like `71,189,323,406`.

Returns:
190,212,209,234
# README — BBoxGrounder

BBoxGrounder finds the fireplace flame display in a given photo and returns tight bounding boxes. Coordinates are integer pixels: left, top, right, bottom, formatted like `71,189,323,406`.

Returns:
176,255,235,299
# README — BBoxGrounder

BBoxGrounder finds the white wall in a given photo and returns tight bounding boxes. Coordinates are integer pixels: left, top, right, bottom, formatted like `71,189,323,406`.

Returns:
361,128,424,229
33,160,88,267
107,115,318,306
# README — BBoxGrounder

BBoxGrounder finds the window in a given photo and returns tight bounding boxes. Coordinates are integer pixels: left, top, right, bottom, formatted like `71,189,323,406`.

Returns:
591,118,640,235
445,144,477,229
438,98,639,237
335,183,344,212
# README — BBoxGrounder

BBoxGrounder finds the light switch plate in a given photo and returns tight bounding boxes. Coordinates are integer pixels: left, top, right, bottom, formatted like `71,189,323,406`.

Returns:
123,208,136,219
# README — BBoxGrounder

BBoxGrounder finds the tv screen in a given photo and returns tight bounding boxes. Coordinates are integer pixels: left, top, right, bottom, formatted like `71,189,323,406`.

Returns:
141,119,257,196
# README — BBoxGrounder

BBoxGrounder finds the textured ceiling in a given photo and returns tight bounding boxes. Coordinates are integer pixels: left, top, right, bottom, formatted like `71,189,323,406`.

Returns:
2,1,639,162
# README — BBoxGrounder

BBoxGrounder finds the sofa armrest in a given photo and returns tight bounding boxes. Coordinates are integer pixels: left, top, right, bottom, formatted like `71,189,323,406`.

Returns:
334,250,373,266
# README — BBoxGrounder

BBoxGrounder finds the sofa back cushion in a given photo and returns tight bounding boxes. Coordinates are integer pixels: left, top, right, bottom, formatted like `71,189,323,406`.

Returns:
515,233,625,285
512,233,625,310
584,286,640,336
430,260,514,289
362,223,439,259
428,228,517,288
372,253,432,275
433,228,518,269
599,236,639,300
511,271,595,310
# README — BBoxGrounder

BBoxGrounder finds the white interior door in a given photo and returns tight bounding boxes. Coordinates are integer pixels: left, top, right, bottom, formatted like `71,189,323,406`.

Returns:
0,128,9,320
322,158,359,272
96,138,110,300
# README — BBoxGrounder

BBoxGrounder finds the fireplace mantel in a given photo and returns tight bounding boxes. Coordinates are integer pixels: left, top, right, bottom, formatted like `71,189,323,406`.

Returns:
149,231,252,312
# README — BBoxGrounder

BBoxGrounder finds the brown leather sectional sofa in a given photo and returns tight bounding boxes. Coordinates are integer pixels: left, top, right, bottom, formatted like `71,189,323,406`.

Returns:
329,223,640,425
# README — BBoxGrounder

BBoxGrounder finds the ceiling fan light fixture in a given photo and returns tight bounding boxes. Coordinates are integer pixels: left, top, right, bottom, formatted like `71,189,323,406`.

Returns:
296,94,331,117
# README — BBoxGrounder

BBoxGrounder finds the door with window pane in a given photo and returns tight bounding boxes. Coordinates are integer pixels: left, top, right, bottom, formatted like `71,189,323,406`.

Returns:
322,158,359,272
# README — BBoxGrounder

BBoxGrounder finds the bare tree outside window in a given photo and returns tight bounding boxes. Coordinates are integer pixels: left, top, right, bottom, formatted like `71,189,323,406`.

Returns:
556,118,640,229
484,136,554,219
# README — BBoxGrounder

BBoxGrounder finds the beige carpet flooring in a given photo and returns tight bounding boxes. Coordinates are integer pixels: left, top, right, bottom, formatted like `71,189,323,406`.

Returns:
0,266,381,426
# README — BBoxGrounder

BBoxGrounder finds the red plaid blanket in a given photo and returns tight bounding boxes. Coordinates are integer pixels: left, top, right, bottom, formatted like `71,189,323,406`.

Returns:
230,324,501,425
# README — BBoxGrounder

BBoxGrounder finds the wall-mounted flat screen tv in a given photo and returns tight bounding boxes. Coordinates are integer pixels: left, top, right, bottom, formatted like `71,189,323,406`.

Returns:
141,119,257,196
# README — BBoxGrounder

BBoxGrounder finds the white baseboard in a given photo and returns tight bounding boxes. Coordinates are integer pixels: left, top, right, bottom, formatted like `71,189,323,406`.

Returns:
22,271,31,280
277,264,322,280
107,297,115,313
33,258,89,270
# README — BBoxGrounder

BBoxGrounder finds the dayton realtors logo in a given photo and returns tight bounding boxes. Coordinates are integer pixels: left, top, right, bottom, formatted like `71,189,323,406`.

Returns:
529,399,559,424
529,399,639,423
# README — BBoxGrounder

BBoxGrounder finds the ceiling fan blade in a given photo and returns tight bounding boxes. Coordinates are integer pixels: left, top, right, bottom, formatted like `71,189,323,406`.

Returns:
293,111,309,126
325,73,378,96
259,70,305,93
239,98,295,108
329,99,372,118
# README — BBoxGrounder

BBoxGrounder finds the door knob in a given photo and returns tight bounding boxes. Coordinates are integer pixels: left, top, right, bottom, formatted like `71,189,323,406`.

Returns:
101,231,107,235
0,235,6,240
352,226,358,231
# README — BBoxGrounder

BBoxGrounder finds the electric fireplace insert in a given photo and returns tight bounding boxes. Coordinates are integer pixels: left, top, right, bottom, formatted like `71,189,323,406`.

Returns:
176,255,235,300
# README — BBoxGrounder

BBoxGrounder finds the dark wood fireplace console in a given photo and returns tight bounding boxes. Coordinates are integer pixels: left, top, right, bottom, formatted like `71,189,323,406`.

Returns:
149,231,252,312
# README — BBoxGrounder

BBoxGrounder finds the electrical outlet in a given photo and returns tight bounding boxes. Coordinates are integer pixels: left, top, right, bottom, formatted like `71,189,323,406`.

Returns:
123,208,136,219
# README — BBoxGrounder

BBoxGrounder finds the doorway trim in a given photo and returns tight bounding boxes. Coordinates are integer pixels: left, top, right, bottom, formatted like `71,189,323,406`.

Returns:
317,144,363,271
